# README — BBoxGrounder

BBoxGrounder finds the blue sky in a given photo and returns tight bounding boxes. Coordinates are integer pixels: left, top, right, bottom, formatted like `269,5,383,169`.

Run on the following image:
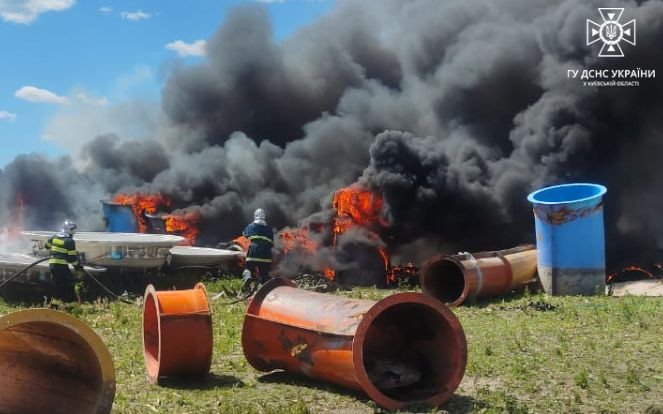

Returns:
0,0,334,166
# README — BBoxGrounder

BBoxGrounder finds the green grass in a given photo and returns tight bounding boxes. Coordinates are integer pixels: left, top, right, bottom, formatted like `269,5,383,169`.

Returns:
1,281,662,413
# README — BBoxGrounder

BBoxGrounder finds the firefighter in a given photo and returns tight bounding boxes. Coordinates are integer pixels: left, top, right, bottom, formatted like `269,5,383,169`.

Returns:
242,208,274,284
45,220,82,302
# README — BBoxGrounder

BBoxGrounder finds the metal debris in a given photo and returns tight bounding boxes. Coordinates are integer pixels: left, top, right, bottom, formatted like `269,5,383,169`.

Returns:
492,300,557,312
366,354,423,390
291,273,349,293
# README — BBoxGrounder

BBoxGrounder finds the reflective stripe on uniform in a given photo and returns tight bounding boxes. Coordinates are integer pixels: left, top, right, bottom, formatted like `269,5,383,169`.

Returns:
49,258,70,265
50,246,69,254
52,238,65,246
248,235,273,244
246,257,272,263
68,250,77,256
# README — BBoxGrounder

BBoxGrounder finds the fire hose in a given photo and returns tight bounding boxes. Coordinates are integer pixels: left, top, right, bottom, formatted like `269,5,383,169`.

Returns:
79,267,136,305
0,256,50,290
211,278,259,304
211,273,343,305
0,254,255,306
0,254,136,305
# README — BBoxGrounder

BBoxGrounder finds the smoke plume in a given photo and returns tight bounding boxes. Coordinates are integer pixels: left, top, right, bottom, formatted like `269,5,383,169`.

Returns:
2,0,662,272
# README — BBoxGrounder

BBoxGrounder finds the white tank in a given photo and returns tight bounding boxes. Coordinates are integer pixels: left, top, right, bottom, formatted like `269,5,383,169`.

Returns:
21,231,184,269
168,246,245,267
0,252,106,284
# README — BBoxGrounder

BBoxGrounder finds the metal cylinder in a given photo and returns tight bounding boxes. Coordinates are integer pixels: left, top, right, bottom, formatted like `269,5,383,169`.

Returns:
527,183,607,295
242,278,467,410
420,245,538,306
0,309,115,414
142,283,213,383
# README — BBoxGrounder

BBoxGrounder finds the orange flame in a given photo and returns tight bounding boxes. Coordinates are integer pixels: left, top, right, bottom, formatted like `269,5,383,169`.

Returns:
386,263,419,285
233,236,251,252
164,212,200,246
378,246,390,277
332,185,386,244
324,268,335,280
111,192,200,245
112,193,171,233
280,227,318,255
331,186,389,280
273,185,390,281
607,265,655,284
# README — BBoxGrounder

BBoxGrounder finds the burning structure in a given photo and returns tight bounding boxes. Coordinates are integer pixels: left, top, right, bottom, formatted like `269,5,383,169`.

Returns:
102,193,200,246
1,0,662,281
277,184,391,285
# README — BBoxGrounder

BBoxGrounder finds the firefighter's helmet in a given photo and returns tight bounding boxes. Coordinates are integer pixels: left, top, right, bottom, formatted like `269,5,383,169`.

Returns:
62,219,77,235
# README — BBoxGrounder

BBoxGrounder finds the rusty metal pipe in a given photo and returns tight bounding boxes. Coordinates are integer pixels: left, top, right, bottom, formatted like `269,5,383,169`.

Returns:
142,283,213,383
242,278,467,410
420,245,538,306
0,309,115,414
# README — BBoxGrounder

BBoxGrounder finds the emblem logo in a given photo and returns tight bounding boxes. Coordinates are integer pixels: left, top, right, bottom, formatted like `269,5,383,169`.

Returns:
587,8,636,57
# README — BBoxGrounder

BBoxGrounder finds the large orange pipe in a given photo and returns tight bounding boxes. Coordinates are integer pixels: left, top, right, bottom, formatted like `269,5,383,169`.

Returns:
142,283,213,383
420,244,538,306
0,309,115,414
242,278,467,410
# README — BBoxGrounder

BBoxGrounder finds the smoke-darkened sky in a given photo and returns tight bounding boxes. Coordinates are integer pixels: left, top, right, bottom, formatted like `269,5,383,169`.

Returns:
2,0,662,270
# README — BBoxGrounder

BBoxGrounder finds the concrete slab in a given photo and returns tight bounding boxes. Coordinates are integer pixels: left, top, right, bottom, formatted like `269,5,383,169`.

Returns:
608,279,663,297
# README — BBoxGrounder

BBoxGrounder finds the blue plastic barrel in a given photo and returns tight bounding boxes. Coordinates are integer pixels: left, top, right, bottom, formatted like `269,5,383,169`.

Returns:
527,183,607,295
101,201,139,233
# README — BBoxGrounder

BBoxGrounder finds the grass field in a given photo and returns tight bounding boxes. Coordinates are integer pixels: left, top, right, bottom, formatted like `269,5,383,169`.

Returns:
1,279,662,413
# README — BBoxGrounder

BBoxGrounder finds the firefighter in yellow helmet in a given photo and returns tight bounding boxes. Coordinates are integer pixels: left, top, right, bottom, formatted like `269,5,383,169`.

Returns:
45,220,81,302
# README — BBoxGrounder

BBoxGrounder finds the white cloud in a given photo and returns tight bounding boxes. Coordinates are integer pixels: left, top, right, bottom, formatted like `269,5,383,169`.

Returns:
165,40,207,57
0,110,17,121
15,86,69,105
121,9,150,21
98,6,112,13
75,91,108,106
112,64,154,98
43,99,161,156
0,0,76,24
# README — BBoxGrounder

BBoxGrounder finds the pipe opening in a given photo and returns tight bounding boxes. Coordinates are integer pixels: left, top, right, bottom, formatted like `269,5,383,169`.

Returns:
527,183,606,204
141,283,213,382
0,314,112,414
361,302,463,402
143,289,160,381
422,259,465,304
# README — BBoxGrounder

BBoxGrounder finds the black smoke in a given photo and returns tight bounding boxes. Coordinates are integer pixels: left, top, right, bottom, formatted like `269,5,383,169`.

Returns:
1,0,662,272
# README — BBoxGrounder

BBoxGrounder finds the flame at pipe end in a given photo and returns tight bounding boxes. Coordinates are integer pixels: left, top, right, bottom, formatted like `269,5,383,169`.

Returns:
0,309,115,414
142,283,213,384
353,293,467,409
